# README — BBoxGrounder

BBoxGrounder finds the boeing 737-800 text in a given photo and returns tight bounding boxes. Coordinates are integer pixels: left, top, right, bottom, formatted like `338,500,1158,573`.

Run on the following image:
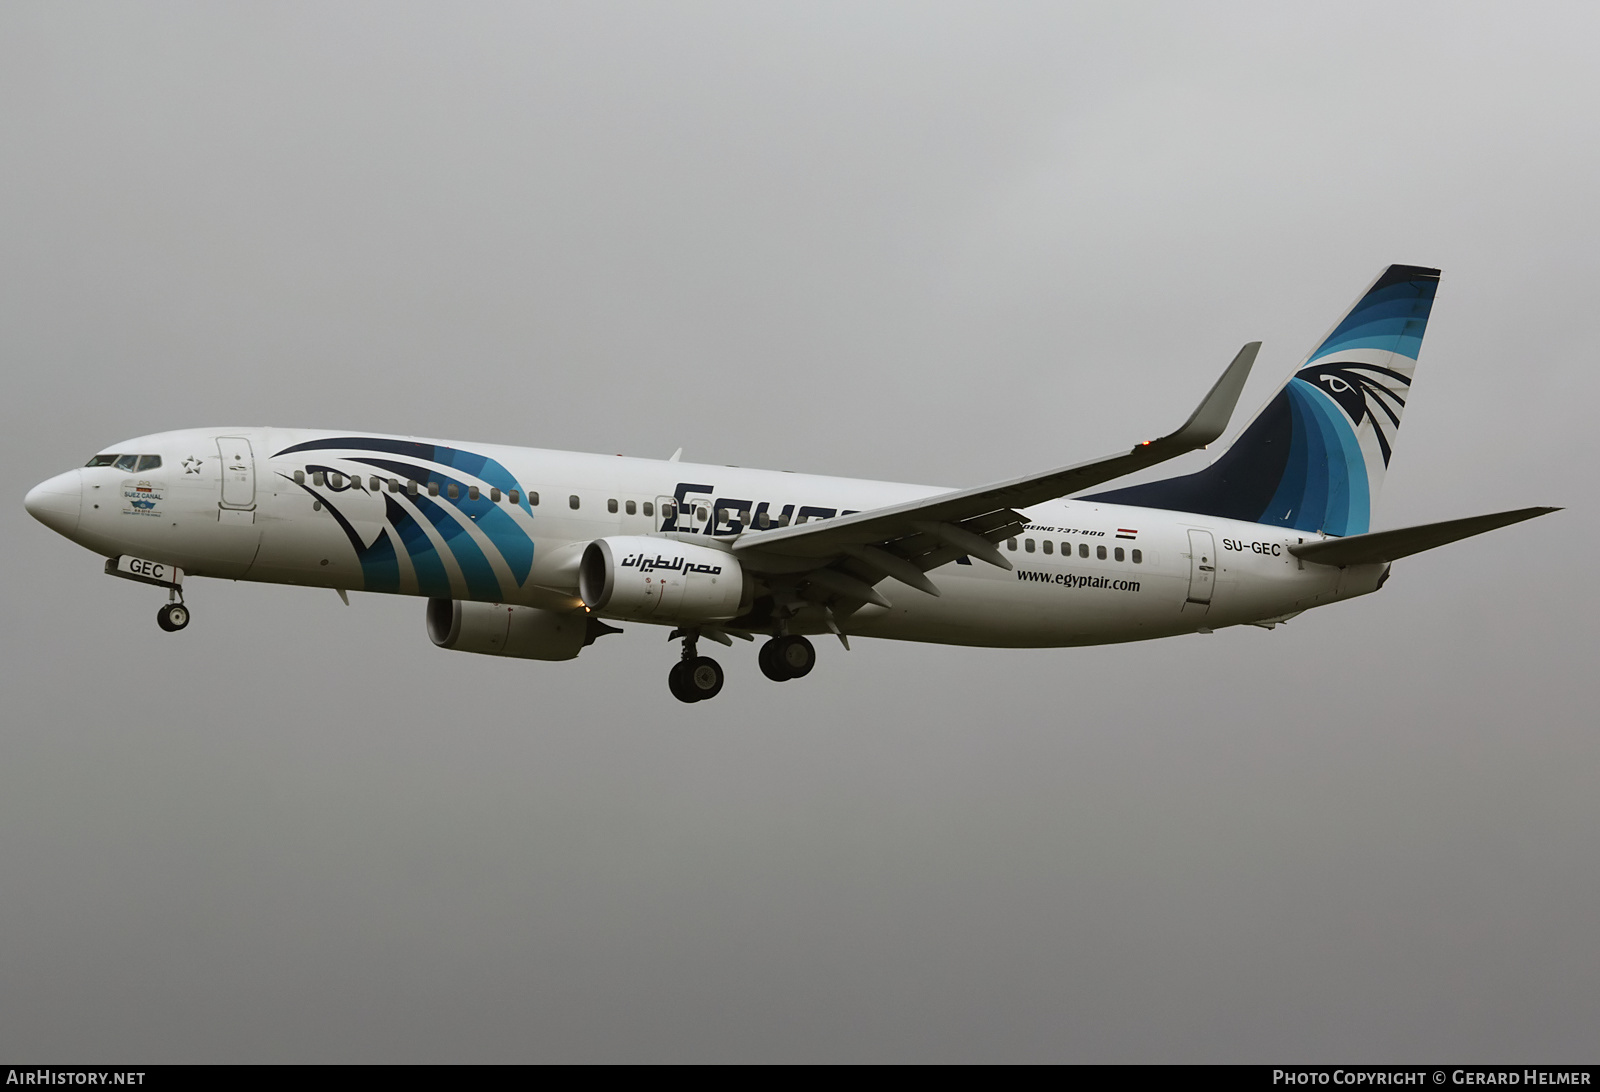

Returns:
25,265,1557,701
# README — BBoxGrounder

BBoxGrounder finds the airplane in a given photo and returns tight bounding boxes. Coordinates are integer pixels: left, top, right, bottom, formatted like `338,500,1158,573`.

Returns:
24,264,1558,702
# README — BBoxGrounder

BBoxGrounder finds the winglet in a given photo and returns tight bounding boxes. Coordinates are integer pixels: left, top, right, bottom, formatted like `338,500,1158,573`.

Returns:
1151,341,1260,451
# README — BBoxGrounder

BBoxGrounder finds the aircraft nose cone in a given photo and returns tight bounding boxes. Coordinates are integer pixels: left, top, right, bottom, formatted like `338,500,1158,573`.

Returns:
25,470,82,537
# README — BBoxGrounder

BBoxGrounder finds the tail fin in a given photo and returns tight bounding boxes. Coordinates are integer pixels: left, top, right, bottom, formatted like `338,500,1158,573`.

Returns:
1087,264,1439,536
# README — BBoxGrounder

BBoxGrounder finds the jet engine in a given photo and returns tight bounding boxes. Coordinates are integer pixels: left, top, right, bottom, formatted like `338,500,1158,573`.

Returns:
579,535,750,622
426,598,618,660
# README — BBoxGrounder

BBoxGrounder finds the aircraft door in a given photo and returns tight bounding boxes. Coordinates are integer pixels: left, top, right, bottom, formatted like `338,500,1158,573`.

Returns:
217,436,256,511
193,435,263,575
1186,529,1216,605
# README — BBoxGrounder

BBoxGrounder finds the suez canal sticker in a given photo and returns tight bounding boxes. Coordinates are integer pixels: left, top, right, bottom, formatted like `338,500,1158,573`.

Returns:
121,479,166,516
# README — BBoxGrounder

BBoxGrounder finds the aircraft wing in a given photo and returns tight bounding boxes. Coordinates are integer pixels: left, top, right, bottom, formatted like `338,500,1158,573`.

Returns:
1288,507,1561,567
730,343,1259,604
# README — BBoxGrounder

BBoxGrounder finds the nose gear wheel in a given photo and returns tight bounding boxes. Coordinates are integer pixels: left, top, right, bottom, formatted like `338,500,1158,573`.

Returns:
157,602,190,632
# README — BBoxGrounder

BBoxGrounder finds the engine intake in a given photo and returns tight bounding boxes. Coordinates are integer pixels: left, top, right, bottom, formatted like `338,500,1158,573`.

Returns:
579,535,748,622
426,599,617,660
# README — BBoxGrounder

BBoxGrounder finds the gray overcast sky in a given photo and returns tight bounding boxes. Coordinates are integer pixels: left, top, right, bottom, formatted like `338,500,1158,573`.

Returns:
3,1,1596,1062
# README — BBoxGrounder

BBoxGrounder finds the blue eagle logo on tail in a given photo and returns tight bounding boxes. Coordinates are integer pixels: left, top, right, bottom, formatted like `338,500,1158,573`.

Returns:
1296,361,1411,467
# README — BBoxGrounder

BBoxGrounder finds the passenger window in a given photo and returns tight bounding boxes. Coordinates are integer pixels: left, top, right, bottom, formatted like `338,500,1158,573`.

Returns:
643,501,653,517
407,480,418,496
389,478,400,493
508,489,520,504
428,482,440,497
1042,540,1053,555
313,471,326,487
608,498,618,514
136,455,162,472
697,506,708,521
293,470,305,485
85,454,118,467
757,512,770,528
1131,549,1142,564
1097,545,1107,560
1079,543,1089,558
569,495,580,510
662,502,676,519
1114,547,1125,562
467,485,480,501
370,476,380,491
446,484,459,500
1007,538,1017,551
114,454,139,472
490,487,501,502
1024,538,1035,553
625,500,636,515
529,492,540,506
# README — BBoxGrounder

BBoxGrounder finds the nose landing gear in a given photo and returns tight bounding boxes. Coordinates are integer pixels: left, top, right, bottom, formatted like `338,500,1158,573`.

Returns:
105,556,191,632
156,600,190,632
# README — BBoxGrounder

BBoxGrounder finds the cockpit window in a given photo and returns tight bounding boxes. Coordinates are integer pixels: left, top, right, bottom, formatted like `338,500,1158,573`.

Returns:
135,455,162,472
113,454,140,472
85,454,118,467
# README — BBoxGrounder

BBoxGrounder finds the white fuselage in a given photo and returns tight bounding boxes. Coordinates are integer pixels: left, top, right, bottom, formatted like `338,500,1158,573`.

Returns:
30,427,1386,646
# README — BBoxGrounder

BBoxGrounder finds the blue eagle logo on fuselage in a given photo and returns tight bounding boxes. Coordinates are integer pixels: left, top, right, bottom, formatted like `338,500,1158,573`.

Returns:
273,437,537,600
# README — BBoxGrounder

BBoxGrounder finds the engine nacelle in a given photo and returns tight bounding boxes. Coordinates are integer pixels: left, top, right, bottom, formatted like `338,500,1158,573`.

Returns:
579,535,749,623
426,599,616,660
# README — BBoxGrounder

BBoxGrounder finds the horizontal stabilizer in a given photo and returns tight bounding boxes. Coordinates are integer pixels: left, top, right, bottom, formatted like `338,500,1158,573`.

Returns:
1288,506,1560,567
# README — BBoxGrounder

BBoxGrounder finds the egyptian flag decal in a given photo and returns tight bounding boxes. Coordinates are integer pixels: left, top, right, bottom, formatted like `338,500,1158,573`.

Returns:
1116,528,1138,540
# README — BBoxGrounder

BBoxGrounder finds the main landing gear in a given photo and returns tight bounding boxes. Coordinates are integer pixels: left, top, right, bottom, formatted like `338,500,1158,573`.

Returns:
666,630,819,702
668,630,725,703
758,634,815,682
